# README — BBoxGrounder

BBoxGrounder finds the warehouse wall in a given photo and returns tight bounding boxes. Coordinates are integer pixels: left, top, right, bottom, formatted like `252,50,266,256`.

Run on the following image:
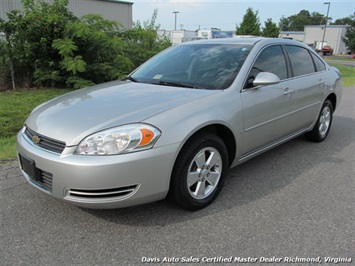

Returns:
0,0,23,18
304,25,350,54
67,0,132,28
0,0,133,29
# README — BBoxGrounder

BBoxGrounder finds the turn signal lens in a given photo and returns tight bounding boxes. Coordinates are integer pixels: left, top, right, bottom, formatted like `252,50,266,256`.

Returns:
139,128,155,146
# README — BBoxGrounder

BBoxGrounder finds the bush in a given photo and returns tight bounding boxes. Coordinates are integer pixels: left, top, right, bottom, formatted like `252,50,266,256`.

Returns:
52,14,133,88
0,1,171,90
0,0,77,88
120,9,171,70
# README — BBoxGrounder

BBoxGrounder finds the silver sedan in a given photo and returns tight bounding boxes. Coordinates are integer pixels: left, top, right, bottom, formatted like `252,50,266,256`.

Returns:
17,38,342,210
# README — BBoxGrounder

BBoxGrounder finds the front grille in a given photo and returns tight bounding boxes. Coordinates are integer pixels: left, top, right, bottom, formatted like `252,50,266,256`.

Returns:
66,185,139,200
24,127,66,154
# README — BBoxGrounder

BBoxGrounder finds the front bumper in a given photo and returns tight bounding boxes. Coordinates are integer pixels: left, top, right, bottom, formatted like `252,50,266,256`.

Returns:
16,128,178,209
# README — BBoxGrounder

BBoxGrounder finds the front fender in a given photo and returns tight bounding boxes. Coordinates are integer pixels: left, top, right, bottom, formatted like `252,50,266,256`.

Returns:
144,89,244,172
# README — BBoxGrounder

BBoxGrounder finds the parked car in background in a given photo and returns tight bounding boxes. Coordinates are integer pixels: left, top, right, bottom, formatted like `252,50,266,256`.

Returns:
321,45,333,56
17,38,343,210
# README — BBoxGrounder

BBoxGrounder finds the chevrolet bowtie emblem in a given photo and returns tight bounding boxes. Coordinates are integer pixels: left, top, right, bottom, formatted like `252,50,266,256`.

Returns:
32,135,41,145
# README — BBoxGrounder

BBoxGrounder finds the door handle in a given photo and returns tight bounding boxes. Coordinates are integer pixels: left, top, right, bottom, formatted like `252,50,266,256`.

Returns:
318,80,325,85
283,88,294,95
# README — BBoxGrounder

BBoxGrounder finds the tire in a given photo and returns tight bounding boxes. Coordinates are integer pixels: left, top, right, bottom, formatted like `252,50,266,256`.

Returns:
169,133,229,211
305,100,333,142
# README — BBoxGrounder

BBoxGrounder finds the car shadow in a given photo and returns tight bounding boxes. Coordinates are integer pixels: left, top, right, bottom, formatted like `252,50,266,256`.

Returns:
80,114,354,226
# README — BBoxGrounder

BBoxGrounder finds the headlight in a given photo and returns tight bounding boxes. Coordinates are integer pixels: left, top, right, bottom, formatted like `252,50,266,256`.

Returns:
75,124,161,155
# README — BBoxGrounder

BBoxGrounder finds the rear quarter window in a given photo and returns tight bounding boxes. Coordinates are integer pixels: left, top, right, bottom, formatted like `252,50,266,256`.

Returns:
286,45,316,77
311,53,326,72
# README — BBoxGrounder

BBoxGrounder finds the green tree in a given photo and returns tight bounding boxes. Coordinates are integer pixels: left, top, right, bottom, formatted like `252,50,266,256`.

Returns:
331,16,354,25
342,17,355,53
236,7,261,36
310,11,328,25
120,9,171,70
279,16,290,31
279,10,326,31
262,18,280,37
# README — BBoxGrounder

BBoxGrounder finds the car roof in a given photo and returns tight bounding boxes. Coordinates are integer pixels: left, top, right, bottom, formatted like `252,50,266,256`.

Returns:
182,37,263,45
182,37,306,48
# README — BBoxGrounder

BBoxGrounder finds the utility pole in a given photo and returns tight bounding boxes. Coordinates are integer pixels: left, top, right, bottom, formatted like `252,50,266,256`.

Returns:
321,2,331,50
173,11,179,30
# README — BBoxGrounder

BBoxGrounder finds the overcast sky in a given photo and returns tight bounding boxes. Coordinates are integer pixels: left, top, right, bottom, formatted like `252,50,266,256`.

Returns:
123,0,355,31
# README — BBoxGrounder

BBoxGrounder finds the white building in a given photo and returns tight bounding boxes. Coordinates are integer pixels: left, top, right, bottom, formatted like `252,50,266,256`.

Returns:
197,29,213,39
304,25,350,54
0,0,133,29
279,31,305,42
197,29,235,40
167,29,236,45
170,30,197,44
279,25,350,54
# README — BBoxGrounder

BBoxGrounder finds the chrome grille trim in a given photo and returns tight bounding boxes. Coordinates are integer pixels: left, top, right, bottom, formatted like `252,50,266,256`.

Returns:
66,185,139,200
24,127,66,154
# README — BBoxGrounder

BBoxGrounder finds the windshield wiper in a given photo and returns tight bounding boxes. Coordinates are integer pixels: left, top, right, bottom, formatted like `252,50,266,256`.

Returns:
122,76,139,82
152,80,199,89
123,78,203,89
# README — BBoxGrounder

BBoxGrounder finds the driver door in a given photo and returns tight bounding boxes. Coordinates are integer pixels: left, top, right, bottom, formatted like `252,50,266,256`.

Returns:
240,45,299,156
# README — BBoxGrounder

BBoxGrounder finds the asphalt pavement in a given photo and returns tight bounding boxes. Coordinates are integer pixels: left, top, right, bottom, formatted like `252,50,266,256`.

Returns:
1,87,354,266
326,59,355,68
324,55,355,68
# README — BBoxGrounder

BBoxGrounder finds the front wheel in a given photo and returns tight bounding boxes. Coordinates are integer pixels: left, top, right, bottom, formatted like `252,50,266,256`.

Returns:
305,100,334,142
169,133,229,210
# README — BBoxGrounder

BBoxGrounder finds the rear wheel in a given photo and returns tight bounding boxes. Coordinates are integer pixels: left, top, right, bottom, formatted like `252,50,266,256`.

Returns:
169,133,229,210
305,100,333,142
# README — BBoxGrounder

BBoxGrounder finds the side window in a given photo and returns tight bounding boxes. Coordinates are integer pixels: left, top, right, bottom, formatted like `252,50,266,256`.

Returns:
311,53,326,72
246,45,287,88
286,46,315,76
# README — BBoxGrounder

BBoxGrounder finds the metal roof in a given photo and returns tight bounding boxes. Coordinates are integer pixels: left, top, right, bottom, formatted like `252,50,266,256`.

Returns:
100,0,133,4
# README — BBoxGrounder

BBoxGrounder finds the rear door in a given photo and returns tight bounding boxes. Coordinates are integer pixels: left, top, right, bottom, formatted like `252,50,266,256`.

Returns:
284,45,325,130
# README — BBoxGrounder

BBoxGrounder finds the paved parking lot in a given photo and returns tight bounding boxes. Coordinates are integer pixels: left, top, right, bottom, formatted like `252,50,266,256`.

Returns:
1,87,354,265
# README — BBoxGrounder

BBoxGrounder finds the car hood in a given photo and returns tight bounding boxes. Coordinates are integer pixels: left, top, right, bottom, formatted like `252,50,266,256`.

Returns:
26,81,219,146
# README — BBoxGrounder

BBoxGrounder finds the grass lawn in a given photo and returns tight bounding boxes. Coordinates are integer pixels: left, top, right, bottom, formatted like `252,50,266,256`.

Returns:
0,88,72,161
329,63,355,88
0,64,354,161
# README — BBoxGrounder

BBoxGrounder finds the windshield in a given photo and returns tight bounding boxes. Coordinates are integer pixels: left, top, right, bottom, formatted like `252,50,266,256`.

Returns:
130,43,252,90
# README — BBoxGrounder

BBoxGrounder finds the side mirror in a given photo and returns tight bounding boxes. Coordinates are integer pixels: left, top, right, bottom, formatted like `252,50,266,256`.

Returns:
253,72,280,86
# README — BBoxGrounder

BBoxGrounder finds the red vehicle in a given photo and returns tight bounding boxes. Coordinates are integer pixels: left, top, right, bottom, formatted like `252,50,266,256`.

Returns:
322,45,333,56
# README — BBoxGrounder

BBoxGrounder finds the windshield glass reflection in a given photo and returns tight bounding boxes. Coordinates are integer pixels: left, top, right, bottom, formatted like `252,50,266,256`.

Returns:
131,43,252,90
